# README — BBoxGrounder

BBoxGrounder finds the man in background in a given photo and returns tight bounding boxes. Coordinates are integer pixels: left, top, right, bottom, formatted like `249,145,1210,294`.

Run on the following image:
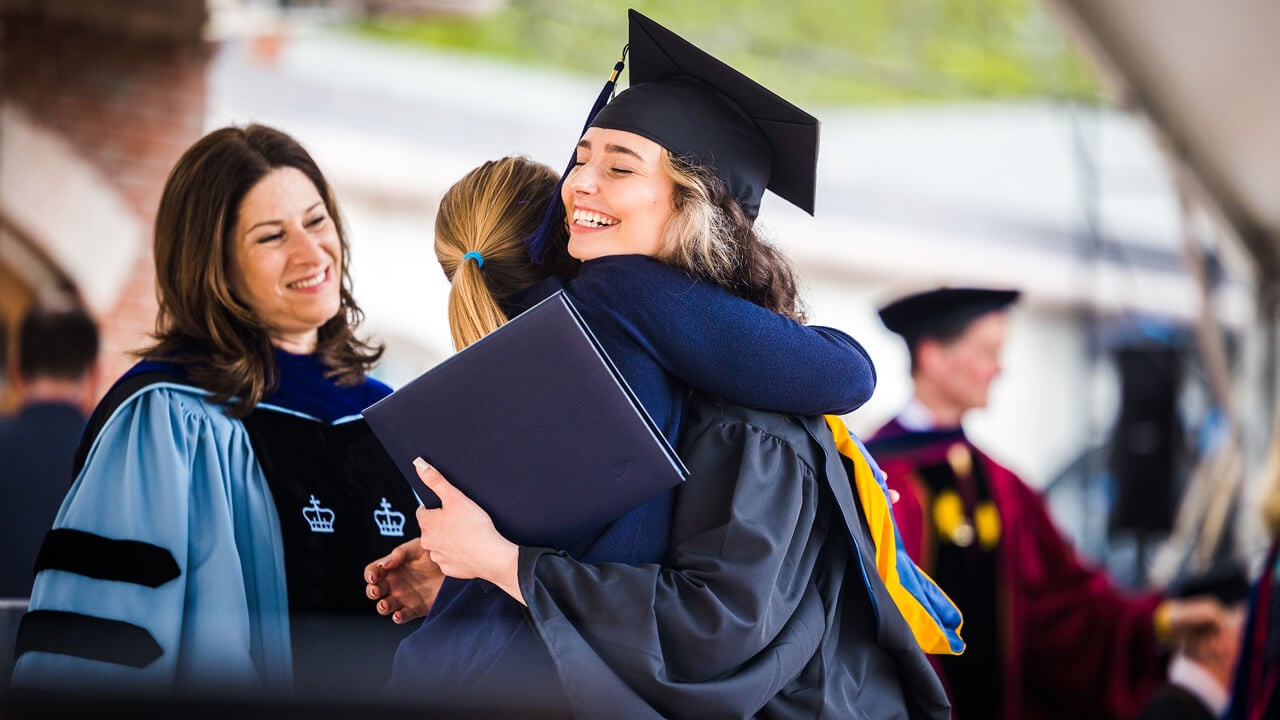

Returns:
867,287,1226,720
0,302,99,599
1137,568,1249,720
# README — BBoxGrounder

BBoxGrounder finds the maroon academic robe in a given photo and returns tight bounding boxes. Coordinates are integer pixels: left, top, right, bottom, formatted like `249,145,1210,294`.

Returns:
869,417,1167,720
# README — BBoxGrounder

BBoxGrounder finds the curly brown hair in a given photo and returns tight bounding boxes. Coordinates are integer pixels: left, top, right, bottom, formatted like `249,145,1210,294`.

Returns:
658,152,806,322
139,124,383,417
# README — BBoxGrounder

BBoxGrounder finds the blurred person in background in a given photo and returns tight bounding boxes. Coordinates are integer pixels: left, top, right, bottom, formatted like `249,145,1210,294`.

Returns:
0,300,98,693
9,124,418,701
0,300,99,601
867,287,1228,720
1137,567,1249,720
1225,440,1280,720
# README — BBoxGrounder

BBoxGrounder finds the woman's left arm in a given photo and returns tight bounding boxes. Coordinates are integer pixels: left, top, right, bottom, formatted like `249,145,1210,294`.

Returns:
573,255,876,415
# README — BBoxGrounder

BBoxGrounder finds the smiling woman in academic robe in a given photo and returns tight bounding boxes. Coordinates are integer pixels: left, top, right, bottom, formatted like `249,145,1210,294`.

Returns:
9,124,419,700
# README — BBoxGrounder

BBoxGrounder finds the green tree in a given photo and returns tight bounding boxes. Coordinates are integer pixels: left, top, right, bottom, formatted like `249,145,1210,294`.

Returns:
357,0,1099,104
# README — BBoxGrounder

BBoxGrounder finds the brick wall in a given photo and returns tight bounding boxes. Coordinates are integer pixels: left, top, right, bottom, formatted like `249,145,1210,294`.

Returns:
1,5,211,397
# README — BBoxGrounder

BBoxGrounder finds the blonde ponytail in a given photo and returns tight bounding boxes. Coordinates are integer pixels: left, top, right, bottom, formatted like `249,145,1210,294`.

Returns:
435,157,560,350
446,257,511,350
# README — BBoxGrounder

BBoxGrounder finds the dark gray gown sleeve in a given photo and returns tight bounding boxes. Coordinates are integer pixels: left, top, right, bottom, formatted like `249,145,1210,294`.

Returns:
517,399,950,719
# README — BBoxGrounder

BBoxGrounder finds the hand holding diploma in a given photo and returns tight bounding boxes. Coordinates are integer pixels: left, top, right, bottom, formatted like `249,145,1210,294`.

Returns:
413,457,526,606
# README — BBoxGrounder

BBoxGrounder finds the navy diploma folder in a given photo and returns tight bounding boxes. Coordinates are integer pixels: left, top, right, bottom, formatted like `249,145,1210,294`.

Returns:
362,291,689,548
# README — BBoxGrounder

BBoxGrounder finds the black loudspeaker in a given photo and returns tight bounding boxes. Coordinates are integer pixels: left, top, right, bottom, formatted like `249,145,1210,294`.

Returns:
1107,347,1183,536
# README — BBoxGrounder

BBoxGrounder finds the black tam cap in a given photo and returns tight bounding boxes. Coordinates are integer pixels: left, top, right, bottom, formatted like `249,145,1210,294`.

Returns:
878,288,1021,346
588,9,820,219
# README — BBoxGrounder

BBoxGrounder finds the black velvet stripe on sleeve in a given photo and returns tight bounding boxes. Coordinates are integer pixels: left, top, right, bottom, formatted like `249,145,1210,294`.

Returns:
14,610,163,668
34,529,180,588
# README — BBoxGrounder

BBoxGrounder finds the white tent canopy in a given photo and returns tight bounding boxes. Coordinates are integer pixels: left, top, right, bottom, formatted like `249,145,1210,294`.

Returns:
1044,0,1280,564
1047,0,1280,279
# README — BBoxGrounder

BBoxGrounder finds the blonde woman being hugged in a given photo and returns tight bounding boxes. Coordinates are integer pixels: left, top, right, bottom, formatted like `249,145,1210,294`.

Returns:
369,11,955,718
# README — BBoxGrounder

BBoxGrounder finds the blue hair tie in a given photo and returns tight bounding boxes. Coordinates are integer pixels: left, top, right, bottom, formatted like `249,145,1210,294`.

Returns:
461,251,485,268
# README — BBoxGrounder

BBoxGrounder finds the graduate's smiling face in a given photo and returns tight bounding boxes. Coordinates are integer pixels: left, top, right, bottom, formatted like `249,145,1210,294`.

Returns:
562,127,676,262
228,167,342,354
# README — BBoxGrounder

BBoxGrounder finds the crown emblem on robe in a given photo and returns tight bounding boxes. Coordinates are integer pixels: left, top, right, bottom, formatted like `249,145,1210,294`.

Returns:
373,497,405,537
303,495,336,533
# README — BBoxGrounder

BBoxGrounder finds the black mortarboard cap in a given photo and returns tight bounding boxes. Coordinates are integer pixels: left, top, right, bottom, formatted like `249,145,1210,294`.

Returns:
1170,564,1251,606
588,9,820,219
878,288,1021,346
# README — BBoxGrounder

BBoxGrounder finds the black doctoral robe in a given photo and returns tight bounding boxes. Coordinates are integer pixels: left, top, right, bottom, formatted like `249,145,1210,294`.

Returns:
518,394,952,719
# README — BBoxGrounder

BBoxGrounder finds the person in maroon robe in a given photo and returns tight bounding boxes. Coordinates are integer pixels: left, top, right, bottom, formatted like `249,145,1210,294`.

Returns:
867,287,1227,720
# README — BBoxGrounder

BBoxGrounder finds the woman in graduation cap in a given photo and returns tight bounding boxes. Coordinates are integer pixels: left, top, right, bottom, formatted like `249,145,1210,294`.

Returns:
369,11,955,719
10,124,419,700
